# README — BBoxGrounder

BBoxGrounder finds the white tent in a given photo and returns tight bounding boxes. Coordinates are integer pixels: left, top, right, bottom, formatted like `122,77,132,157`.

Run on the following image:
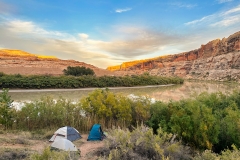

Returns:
49,126,81,142
50,138,78,151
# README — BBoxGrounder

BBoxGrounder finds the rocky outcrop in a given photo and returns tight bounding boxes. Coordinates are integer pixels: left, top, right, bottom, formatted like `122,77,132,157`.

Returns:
0,50,114,76
109,31,240,82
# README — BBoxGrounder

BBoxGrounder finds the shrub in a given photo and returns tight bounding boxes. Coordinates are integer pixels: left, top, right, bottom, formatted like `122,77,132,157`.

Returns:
97,125,193,160
80,89,132,128
0,88,14,130
30,147,79,160
193,145,240,160
147,91,240,152
63,66,95,76
0,148,30,160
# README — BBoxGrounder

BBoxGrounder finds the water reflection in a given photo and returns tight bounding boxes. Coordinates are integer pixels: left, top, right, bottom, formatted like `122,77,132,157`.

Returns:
8,81,240,103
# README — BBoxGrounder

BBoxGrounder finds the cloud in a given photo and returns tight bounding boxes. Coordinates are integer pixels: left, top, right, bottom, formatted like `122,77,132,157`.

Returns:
185,15,214,25
170,2,197,9
0,15,185,68
0,18,118,68
223,5,240,15
115,8,132,13
6,20,67,39
185,5,240,27
217,0,233,4
93,26,182,58
79,33,89,39
210,15,240,27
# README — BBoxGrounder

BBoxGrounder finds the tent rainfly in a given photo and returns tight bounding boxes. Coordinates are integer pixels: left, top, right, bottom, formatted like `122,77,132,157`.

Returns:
49,126,81,142
87,124,106,141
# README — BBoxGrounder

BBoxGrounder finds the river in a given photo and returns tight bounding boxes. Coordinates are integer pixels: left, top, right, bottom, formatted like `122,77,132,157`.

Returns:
6,81,240,105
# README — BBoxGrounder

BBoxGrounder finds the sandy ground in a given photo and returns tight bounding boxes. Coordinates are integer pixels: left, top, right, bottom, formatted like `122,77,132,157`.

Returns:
0,132,105,160
78,134,105,160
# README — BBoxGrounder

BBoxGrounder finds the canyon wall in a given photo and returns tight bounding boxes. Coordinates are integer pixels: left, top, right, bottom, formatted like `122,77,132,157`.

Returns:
109,31,240,82
0,50,113,76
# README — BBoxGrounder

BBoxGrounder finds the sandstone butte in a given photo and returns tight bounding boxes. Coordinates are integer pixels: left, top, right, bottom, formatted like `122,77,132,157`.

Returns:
0,31,239,82
107,31,240,82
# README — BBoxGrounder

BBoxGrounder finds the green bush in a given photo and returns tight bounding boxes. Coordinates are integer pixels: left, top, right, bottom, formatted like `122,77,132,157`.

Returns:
147,91,240,152
80,89,152,128
63,66,95,76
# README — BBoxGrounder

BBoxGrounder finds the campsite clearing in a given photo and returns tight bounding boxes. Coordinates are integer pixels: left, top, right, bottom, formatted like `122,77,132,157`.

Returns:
0,132,105,160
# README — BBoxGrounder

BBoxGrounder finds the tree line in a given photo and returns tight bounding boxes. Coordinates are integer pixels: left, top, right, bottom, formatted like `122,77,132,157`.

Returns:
0,72,183,89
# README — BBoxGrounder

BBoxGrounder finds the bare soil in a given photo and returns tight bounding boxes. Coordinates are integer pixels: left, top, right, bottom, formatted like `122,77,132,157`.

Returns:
0,132,105,160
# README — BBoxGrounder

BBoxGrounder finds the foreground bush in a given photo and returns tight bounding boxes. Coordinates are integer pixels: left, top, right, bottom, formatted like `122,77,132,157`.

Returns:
97,125,192,160
0,148,30,160
80,89,151,128
14,96,86,131
193,145,240,160
30,147,79,160
12,89,152,131
147,91,240,152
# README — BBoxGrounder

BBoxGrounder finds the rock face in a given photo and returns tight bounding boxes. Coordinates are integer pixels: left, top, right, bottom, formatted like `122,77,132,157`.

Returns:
108,31,240,82
0,50,114,76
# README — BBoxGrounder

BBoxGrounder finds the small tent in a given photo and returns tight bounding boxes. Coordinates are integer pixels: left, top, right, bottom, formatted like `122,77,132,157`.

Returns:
49,126,81,142
50,138,78,151
87,124,105,141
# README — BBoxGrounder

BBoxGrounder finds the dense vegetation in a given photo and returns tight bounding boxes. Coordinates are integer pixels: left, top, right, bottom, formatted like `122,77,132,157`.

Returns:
147,91,240,153
0,72,183,89
1,88,240,159
63,66,95,76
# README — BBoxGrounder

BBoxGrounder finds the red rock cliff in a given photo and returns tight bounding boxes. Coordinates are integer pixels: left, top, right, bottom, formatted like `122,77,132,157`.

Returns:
109,31,240,82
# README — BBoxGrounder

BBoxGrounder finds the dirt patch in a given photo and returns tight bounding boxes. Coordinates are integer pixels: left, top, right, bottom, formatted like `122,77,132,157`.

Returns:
0,132,105,160
78,134,105,160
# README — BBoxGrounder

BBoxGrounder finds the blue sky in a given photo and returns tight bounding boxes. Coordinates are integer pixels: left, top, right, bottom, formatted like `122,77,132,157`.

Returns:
0,0,240,68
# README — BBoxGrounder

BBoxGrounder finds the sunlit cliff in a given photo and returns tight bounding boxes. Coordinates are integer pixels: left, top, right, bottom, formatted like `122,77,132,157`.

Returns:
0,49,58,60
107,31,240,82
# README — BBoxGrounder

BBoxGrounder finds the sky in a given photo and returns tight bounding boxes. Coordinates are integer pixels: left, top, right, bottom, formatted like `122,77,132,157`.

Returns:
0,0,240,69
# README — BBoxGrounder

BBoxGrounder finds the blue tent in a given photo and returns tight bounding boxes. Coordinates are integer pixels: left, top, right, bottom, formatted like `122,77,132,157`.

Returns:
87,124,105,141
